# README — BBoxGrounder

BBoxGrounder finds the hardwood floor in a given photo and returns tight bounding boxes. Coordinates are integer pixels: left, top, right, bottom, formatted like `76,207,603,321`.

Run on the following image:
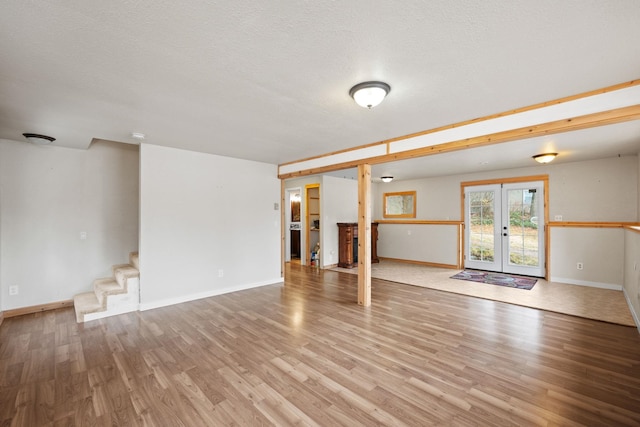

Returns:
332,260,636,326
2,263,640,426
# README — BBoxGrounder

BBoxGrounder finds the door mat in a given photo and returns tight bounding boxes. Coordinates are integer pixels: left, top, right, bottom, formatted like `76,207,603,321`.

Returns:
450,270,537,290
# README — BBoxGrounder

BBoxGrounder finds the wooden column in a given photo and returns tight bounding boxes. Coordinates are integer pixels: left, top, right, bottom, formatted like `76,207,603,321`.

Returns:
357,164,372,306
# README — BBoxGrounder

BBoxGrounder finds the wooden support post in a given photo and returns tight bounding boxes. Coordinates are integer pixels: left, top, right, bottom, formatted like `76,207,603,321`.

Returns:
357,164,372,306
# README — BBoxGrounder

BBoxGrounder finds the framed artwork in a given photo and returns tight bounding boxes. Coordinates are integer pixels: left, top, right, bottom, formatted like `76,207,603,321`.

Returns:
383,191,416,218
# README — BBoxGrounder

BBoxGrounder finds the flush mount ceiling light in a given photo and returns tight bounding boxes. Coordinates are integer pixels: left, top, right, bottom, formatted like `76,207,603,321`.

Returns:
22,133,55,145
381,176,394,183
532,153,558,164
131,132,145,141
349,81,391,109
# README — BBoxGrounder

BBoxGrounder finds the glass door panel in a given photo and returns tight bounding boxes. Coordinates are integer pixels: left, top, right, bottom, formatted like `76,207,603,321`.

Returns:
464,185,501,272
503,183,544,276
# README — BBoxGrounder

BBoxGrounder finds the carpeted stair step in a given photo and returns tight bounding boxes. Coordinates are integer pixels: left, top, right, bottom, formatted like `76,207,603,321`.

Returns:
73,291,104,323
73,250,139,323
112,265,139,289
93,277,125,306
130,252,139,270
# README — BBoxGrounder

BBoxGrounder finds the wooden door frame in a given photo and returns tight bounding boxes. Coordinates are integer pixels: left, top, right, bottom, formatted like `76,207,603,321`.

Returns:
305,183,320,267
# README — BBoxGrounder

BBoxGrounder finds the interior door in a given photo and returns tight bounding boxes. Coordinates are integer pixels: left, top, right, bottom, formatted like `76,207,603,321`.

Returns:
464,181,545,277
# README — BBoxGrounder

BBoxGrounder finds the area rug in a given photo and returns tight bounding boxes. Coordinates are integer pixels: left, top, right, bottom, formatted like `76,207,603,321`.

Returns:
451,270,537,290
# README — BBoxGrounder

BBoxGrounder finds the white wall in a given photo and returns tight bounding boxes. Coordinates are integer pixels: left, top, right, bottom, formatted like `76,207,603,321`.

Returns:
378,223,459,266
550,156,637,221
372,156,637,286
624,229,640,327
321,176,358,267
550,227,624,289
0,139,139,310
374,156,637,221
139,144,281,310
638,154,640,219
374,175,460,220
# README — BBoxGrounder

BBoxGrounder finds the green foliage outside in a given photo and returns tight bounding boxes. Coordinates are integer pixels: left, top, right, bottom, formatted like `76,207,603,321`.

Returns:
509,210,538,229
470,246,494,262
509,252,538,266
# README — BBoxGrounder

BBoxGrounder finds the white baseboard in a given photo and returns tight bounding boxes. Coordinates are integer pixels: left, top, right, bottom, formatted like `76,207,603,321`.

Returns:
622,287,640,334
139,277,284,312
550,276,622,291
83,304,139,323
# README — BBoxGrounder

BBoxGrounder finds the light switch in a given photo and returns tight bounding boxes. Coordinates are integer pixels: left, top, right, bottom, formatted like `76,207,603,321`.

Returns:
80,232,87,240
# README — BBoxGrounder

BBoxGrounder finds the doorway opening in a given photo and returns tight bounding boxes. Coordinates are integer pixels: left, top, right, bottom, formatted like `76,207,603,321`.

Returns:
285,188,301,263
305,184,320,267
463,177,548,277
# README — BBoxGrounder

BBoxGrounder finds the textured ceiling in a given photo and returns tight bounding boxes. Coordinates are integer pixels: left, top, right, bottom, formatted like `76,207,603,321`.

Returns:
1,1,640,170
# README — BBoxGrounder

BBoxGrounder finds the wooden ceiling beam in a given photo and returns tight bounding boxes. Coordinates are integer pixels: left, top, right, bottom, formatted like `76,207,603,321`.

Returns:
278,104,640,179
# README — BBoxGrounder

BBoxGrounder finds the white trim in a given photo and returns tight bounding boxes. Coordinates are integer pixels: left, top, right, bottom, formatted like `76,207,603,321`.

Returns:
390,85,640,154
550,276,622,291
622,287,640,334
83,305,139,322
138,278,284,311
279,144,387,175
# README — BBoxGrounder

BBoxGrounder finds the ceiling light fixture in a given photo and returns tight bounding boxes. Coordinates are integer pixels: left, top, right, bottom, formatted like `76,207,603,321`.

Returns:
131,132,145,140
22,133,55,145
381,176,394,183
349,81,391,109
532,153,558,164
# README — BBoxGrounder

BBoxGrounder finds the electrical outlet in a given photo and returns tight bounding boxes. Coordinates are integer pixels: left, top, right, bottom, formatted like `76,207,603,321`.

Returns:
407,230,412,235
218,269,224,278
554,215,563,221
577,262,583,270
9,286,18,296
80,231,87,240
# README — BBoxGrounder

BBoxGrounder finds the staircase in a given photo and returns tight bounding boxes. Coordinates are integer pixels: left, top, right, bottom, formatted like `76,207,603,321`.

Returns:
73,252,140,323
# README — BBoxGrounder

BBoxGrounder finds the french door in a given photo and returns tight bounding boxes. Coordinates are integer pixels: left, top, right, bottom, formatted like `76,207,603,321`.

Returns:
464,181,545,277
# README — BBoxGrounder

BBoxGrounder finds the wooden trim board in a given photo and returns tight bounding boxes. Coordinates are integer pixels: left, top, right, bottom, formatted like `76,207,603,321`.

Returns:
378,257,459,270
4,300,74,318
375,219,462,225
551,221,640,228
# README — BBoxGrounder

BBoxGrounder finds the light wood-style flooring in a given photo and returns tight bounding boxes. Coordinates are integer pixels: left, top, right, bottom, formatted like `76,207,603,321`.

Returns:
332,260,636,326
2,263,640,426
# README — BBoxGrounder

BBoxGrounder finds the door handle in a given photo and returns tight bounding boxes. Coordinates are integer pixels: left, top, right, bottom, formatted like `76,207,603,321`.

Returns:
503,233,508,236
